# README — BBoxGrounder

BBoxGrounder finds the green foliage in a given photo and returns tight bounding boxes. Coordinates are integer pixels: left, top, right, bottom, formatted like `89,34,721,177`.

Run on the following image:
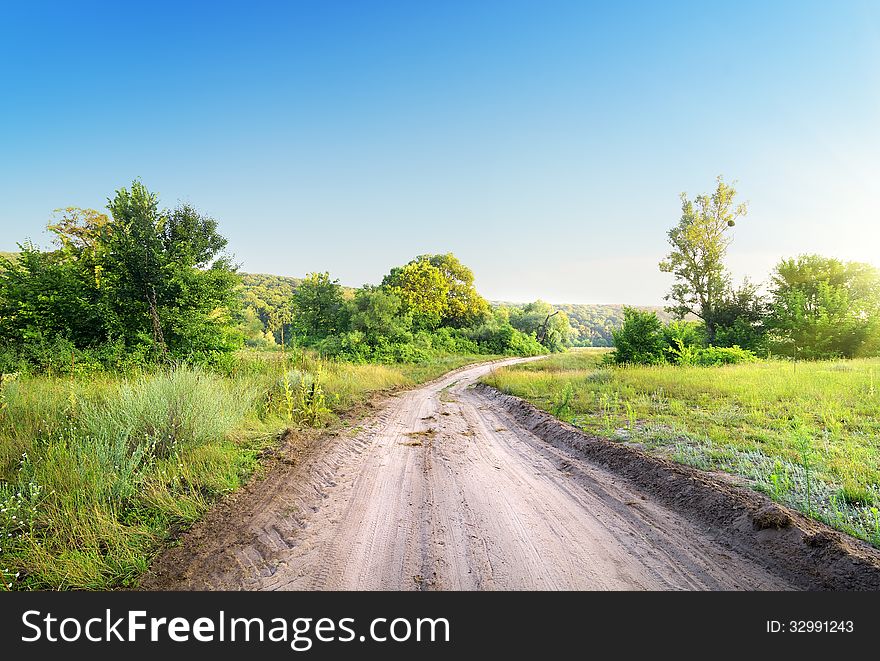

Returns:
506,300,573,351
290,272,348,342
0,242,108,350
0,183,240,370
767,255,880,359
383,259,451,330
712,279,768,353
555,303,676,347
236,272,301,346
668,343,757,366
267,255,543,363
462,314,546,356
424,253,490,327
382,253,489,330
659,176,748,343
348,286,412,345
610,307,667,364
612,309,755,366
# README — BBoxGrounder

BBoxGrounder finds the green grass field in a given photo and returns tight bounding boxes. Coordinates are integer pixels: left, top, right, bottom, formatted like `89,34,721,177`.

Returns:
483,349,880,547
0,350,499,590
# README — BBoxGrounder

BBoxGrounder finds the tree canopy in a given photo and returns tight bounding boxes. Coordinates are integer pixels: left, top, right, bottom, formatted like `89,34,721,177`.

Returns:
767,255,880,359
382,253,489,330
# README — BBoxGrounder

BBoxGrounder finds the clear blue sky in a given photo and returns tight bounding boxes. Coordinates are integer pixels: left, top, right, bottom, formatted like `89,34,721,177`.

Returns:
1,1,878,304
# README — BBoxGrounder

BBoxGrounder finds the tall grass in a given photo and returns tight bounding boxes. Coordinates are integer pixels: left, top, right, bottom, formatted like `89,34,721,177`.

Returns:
0,369,260,589
484,351,880,547
0,349,499,589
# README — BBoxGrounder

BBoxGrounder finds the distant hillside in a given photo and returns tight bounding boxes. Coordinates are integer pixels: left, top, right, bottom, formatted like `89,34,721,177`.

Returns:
555,303,676,347
491,301,677,347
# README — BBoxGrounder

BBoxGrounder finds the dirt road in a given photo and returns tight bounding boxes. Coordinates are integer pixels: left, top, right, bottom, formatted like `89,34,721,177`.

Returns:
145,357,802,590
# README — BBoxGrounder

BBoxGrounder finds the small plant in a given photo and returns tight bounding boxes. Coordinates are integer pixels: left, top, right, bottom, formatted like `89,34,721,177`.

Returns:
551,383,574,421
282,371,295,422
767,460,792,501
598,391,619,435
624,400,637,434
793,424,814,517
295,370,331,426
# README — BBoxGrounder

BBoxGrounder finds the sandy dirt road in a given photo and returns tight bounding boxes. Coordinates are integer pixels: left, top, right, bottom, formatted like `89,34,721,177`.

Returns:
146,357,797,590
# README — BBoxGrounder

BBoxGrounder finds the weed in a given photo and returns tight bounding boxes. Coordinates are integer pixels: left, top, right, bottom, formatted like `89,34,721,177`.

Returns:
551,383,574,421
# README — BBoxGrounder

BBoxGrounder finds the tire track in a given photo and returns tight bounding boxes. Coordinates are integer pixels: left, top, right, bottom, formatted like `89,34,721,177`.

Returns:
143,357,797,591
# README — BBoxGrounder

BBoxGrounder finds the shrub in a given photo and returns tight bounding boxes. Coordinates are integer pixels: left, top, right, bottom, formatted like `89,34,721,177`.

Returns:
687,345,757,366
667,343,757,366
610,308,667,365
81,368,248,458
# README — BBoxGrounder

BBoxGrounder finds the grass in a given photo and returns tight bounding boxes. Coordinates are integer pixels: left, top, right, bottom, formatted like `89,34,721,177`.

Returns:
483,349,880,547
0,348,501,590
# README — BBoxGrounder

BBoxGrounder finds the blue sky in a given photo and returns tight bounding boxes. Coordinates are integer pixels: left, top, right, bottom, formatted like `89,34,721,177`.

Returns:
1,1,878,304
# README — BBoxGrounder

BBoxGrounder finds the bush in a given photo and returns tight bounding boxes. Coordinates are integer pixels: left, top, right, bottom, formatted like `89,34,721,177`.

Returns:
308,319,544,364
82,369,248,458
610,308,667,365
686,345,757,366
613,310,758,367
463,322,544,356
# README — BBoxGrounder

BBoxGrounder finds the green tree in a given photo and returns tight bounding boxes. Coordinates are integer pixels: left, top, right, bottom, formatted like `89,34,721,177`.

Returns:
659,176,748,344
767,255,880,359
0,181,240,365
382,254,489,330
100,183,239,358
348,286,412,345
509,300,573,351
290,272,348,341
712,279,768,352
381,257,449,330
425,253,489,326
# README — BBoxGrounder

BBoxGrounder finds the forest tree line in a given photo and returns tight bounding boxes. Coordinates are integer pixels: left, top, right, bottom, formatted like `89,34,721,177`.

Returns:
0,182,575,374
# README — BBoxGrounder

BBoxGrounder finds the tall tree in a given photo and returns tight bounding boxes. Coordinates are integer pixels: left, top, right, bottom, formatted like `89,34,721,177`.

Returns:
383,259,449,330
382,253,488,330
659,176,748,344
101,182,238,358
425,253,489,327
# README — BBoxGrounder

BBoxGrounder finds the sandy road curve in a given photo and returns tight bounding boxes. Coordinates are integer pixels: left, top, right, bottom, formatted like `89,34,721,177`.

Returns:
148,357,795,590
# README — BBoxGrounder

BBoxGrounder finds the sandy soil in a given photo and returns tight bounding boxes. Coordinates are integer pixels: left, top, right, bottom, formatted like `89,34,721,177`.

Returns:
143,357,846,591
